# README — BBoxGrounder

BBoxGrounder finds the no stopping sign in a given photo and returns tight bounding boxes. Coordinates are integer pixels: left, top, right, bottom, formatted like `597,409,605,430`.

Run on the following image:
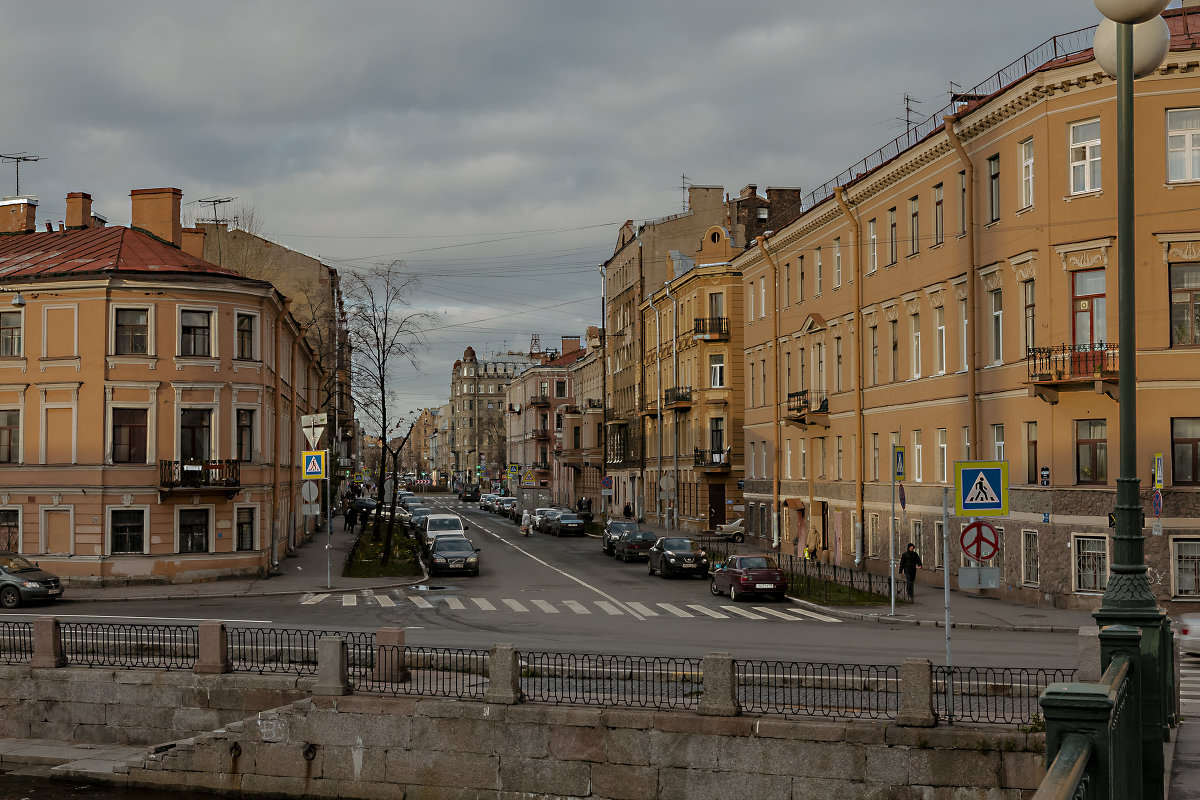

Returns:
960,520,1000,562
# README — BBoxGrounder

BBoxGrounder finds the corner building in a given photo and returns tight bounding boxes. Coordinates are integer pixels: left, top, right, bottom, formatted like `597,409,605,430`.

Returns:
740,8,1200,612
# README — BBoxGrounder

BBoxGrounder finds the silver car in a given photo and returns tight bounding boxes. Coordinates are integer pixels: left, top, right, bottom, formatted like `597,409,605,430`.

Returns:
1180,614,1200,656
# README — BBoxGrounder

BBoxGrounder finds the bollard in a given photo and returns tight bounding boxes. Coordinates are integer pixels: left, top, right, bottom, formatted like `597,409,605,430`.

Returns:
312,636,351,696
1075,625,1101,683
895,658,937,727
483,643,523,705
194,621,230,674
30,616,65,669
373,627,410,684
697,652,739,717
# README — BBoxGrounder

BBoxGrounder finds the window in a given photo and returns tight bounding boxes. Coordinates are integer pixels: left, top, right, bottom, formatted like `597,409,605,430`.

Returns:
834,238,842,287
760,279,766,318
834,337,843,392
1167,109,1200,182
1170,264,1200,346
709,354,725,388
237,409,255,463
236,313,256,360
990,289,1003,364
0,311,21,357
987,154,1000,222
869,514,880,557
935,306,946,375
115,309,148,355
913,430,923,482
934,521,945,569
1076,419,1108,485
910,313,921,378
912,520,924,558
748,358,755,406
1074,535,1108,592
797,256,805,303
1175,538,1200,596
236,507,256,551
1022,530,1039,586
1172,418,1200,485
1074,269,1107,349
1070,119,1102,194
749,443,757,479
960,298,969,371
1020,138,1035,208
555,380,567,398
112,408,147,464
799,439,807,479
868,219,877,273
0,410,18,463
888,208,897,264
1026,422,1039,484
869,326,879,386
962,426,971,460
747,281,754,321
785,439,792,479
1022,280,1036,357
179,310,212,357
785,264,791,305
815,248,823,294
0,509,17,550
816,345,825,392
110,509,145,554
958,171,967,235
933,184,944,245
872,433,880,481
993,424,1005,461
889,320,898,382
836,436,843,479
908,196,919,255
180,408,212,461
937,428,947,483
179,508,210,554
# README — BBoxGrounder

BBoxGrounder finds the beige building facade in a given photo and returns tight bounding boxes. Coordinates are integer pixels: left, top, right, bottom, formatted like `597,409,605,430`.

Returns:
740,8,1200,611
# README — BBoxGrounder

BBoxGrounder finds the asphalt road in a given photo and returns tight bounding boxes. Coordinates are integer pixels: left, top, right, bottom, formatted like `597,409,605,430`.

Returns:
2,496,1078,669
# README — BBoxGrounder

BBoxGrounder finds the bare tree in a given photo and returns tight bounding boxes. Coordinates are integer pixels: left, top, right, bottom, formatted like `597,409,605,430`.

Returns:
345,261,434,564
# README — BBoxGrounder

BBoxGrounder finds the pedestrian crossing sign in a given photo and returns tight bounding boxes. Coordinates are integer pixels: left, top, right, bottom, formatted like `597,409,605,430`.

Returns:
302,450,327,480
955,460,1008,517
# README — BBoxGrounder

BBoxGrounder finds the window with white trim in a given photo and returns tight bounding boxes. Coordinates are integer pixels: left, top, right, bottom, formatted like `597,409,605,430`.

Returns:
235,313,257,360
908,196,919,255
709,354,725,388
869,513,880,557
910,313,921,378
0,410,18,464
1167,108,1200,182
815,248,823,295
1074,534,1108,592
1020,138,1035,208
934,521,945,569
834,238,842,287
933,183,944,245
913,430,923,483
1174,538,1200,597
990,289,1003,364
987,154,1000,223
868,219,877,273
236,506,257,552
937,428,947,483
1022,529,1039,586
0,508,18,550
1070,119,1102,194
114,308,149,355
179,310,213,357
179,507,211,554
935,306,946,375
110,508,146,554
993,423,1005,462
0,311,22,357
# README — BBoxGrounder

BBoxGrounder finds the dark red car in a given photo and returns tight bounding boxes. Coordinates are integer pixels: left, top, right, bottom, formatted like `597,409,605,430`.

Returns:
709,554,788,601
613,529,656,562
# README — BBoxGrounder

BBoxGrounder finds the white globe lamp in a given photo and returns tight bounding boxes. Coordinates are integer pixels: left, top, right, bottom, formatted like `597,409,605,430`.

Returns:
1094,15,1171,78
1094,0,1170,24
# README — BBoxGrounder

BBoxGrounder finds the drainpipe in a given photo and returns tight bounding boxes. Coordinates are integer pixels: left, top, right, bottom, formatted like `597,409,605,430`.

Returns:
649,290,663,527
944,116,979,455
756,235,782,550
600,263,608,518
664,280,679,531
271,297,292,574
836,187,865,566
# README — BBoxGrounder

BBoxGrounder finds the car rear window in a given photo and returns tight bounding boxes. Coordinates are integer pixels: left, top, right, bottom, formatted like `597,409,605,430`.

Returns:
559,515,582,523
630,532,655,542
740,557,779,569
428,518,464,531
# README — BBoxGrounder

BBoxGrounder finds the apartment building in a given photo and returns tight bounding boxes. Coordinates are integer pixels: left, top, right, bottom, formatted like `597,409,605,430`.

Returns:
449,347,536,488
739,7,1200,611
561,327,605,513
0,188,320,584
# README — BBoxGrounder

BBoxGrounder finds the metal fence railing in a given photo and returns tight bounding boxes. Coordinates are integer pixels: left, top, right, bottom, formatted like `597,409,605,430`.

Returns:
227,628,374,676
60,622,198,670
934,666,1076,724
519,652,703,710
0,620,33,664
353,645,489,698
735,661,899,719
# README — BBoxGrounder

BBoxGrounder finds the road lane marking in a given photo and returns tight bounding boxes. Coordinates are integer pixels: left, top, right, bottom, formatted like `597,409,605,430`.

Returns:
563,600,590,615
752,606,802,620
409,596,434,609
473,598,496,611
784,607,841,623
375,594,395,607
342,594,357,607
445,597,466,610
595,601,624,616
626,602,657,617
687,605,727,618
302,594,328,605
531,599,559,614
658,603,692,618
503,599,529,613
720,606,767,619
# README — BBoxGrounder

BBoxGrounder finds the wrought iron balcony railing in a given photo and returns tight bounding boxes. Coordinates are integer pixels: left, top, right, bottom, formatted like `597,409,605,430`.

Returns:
786,389,828,415
159,460,241,490
693,317,730,339
1026,342,1118,382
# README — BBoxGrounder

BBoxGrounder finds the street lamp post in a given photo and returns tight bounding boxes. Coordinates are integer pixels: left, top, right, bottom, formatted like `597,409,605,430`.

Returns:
1090,2,1172,795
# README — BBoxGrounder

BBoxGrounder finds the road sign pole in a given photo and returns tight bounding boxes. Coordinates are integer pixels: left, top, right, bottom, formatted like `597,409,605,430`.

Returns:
942,486,954,725
890,445,896,617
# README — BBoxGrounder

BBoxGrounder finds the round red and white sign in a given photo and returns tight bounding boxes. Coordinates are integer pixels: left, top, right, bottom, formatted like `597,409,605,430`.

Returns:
960,520,1000,562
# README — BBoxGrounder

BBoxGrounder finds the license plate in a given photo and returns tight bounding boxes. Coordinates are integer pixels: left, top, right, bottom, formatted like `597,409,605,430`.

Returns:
448,563,464,569
49,588,62,595
755,583,775,589
680,563,695,568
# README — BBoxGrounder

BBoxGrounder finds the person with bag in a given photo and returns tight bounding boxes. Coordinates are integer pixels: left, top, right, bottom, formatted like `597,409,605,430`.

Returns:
520,508,531,536
898,542,923,600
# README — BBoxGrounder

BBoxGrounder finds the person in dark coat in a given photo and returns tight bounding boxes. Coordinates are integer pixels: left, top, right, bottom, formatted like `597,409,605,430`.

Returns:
898,543,923,600
623,501,633,520
345,505,357,532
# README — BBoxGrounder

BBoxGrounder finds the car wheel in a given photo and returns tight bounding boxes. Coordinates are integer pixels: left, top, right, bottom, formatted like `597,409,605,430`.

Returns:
729,584,741,602
772,593,786,602
647,559,655,575
710,579,722,596
733,533,745,543
0,586,19,609
659,564,669,579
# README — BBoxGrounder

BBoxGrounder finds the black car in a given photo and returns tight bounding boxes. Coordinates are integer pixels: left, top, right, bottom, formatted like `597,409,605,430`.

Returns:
536,509,565,534
459,487,480,502
351,497,378,513
613,530,657,562
647,537,710,579
426,536,480,576
550,513,586,536
602,520,641,555
407,507,433,534
0,552,64,608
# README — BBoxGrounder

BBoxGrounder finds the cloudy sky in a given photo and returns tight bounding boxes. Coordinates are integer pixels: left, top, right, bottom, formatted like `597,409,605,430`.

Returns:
1,1,1123,414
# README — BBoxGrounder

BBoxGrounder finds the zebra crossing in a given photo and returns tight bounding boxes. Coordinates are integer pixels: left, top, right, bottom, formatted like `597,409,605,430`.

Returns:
1180,658,1200,719
298,589,840,622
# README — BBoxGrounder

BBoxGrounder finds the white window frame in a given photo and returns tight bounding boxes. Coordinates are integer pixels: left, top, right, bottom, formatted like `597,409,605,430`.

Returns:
759,278,766,319
934,520,945,569
871,432,880,481
234,503,261,552
913,430,923,483
108,304,156,358
175,504,216,555
834,238,842,288
868,219,877,273
174,385,221,461
993,423,1005,462
908,196,919,255
935,306,946,375
0,505,22,553
785,439,792,479
176,305,219,359
747,280,754,321
933,183,944,245
1073,533,1109,593
910,314,921,379
1020,137,1035,208
960,298,969,372
104,381,158,465
937,428,947,483
815,248,823,295
107,505,151,555
990,289,1003,364
1022,529,1040,587
231,400,261,464
233,309,261,362
0,309,24,358
1167,108,1200,183
709,353,725,388
1070,119,1102,195
869,513,880,557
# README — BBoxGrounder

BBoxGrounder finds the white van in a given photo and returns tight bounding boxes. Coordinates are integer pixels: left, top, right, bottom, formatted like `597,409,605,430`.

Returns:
420,514,468,548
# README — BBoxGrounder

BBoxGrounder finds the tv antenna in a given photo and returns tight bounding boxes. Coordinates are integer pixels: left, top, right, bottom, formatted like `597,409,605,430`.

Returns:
680,174,691,212
196,196,235,225
0,153,42,195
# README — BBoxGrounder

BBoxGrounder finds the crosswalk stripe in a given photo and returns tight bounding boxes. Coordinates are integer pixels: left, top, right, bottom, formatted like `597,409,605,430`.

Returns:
473,598,496,611
687,604,727,619
627,602,657,617
302,593,328,605
342,594,357,607
409,596,434,609
784,607,841,623
752,606,802,620
563,600,590,615
658,603,692,618
720,605,767,619
503,599,529,613
531,599,559,613
595,601,624,616
376,594,395,607
445,597,466,610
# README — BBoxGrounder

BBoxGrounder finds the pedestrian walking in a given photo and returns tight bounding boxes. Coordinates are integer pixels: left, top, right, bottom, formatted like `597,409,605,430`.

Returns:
623,501,633,520
345,505,357,532
898,542,923,600
520,509,530,536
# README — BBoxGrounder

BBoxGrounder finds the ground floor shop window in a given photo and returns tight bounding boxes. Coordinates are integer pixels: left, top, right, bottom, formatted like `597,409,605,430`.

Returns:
1175,538,1200,597
1074,535,1108,592
179,508,210,554
110,509,145,554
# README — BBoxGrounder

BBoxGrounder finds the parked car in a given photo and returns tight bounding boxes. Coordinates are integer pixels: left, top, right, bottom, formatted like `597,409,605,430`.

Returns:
549,513,586,537
498,498,518,516
613,529,657,562
709,554,788,601
351,496,378,513
407,507,434,534
713,517,745,543
602,520,642,556
420,513,469,548
0,552,64,608
1179,614,1200,656
647,537,710,578
425,536,480,576
479,493,497,511
507,502,523,523
534,508,564,533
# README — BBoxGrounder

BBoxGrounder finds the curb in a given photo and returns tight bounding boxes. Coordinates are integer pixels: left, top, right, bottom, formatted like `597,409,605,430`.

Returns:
786,597,1079,633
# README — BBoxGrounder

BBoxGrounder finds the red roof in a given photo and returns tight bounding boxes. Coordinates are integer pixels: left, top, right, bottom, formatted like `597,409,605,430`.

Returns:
0,226,245,282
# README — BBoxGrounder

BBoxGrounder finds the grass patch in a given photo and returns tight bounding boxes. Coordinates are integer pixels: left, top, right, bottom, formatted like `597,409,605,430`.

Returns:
343,522,423,578
785,575,890,606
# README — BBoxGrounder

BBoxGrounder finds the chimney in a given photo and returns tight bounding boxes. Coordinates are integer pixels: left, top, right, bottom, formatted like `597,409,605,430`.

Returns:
561,336,581,354
0,196,37,234
180,226,206,258
130,187,183,247
65,192,93,229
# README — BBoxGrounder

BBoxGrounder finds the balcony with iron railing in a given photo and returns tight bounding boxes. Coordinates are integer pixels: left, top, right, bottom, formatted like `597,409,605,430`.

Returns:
529,393,551,408
694,448,732,471
693,316,730,341
560,405,582,417
533,428,552,442
530,461,552,472
663,386,693,410
584,398,604,410
1026,343,1119,403
158,460,241,498
784,389,829,427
